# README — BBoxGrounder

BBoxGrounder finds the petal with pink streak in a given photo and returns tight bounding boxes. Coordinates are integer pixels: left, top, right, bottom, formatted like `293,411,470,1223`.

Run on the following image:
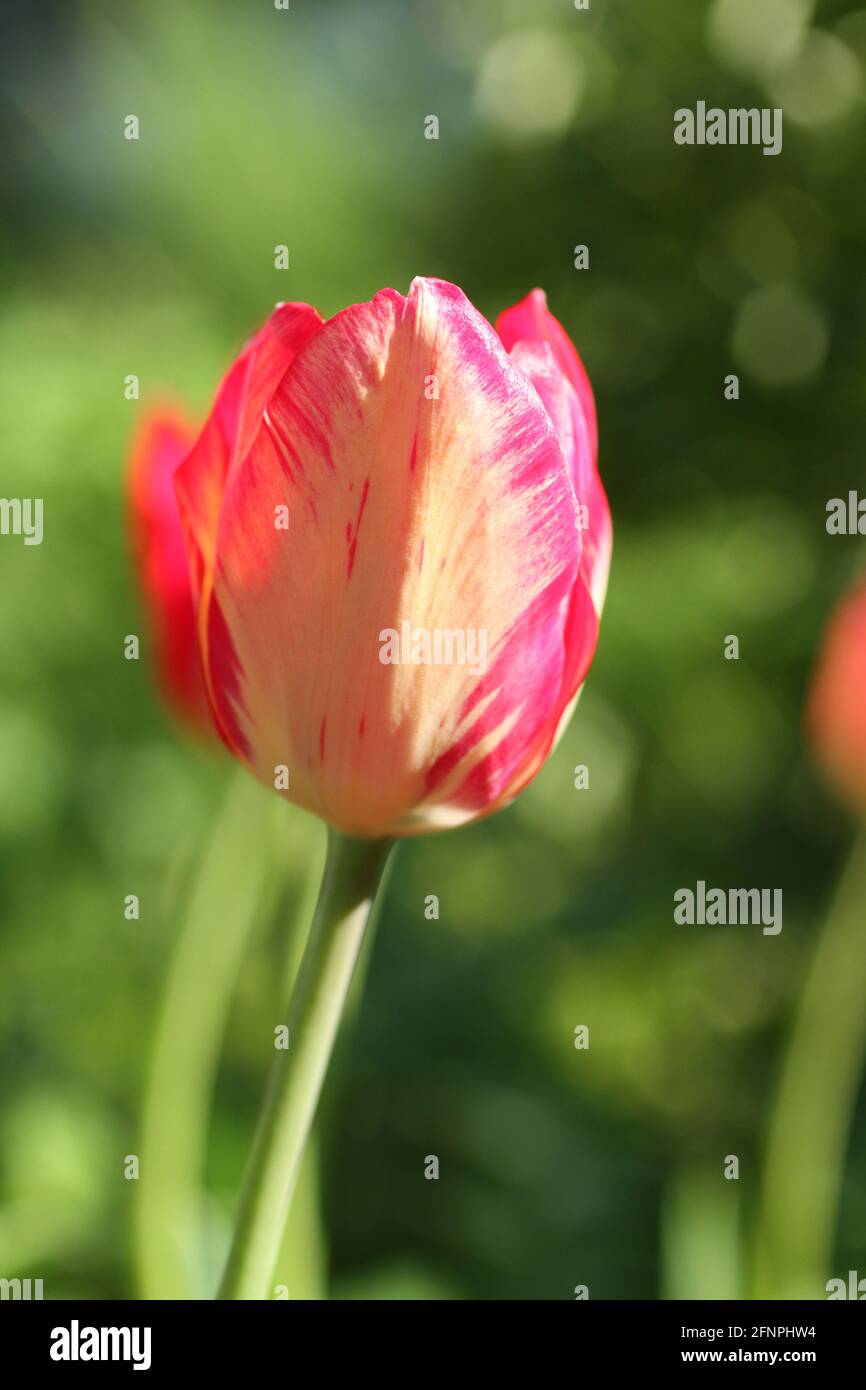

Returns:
497,294,611,614
174,303,324,608
497,287,598,464
203,277,582,835
174,303,324,751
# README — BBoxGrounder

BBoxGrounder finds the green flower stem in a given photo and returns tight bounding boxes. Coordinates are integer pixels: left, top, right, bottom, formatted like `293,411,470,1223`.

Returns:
136,771,284,1299
753,822,866,1298
135,768,324,1298
218,828,395,1300
661,1163,743,1301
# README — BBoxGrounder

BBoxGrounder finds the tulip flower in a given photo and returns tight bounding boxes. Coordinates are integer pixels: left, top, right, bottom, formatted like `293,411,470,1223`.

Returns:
170,278,610,1298
127,406,211,734
175,278,610,837
807,576,866,813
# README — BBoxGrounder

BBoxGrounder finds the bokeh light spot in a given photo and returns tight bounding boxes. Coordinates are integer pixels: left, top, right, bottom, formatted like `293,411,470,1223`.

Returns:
475,29,583,142
732,285,829,386
708,0,813,79
768,30,864,127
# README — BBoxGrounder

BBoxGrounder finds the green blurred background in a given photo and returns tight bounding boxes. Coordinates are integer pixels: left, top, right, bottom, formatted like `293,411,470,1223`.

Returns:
2,0,866,1300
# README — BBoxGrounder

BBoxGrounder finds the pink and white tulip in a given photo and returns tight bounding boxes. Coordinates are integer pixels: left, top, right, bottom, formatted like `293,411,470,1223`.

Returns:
175,278,611,837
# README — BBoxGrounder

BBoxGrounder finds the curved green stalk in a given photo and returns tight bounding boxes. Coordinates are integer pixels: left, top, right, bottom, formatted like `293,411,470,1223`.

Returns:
218,829,394,1300
662,1162,743,1300
753,823,866,1298
134,770,322,1298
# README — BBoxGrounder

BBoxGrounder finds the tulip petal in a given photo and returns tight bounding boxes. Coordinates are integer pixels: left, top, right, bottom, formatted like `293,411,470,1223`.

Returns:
498,292,611,612
497,287,598,463
201,277,583,834
501,322,612,789
175,303,325,610
128,406,210,731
